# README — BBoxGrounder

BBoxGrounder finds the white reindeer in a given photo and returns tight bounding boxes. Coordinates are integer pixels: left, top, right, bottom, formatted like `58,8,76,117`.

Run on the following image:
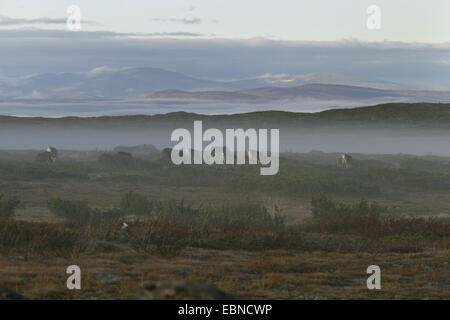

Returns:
338,153,353,168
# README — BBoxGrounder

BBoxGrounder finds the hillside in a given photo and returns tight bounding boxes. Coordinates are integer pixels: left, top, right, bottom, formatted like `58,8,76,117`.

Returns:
0,102,449,126
1,102,450,155
147,84,450,104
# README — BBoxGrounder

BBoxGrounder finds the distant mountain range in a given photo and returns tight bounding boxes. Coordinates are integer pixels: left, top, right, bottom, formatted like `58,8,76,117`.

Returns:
0,67,219,99
148,84,450,104
2,66,450,103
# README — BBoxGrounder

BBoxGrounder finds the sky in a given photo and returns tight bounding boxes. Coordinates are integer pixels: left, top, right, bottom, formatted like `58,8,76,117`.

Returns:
0,0,449,89
1,0,449,42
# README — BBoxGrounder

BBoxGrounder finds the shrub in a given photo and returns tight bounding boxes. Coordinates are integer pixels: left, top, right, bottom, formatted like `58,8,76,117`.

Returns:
153,200,202,225
90,208,125,223
211,203,285,227
120,192,153,216
0,194,20,219
98,152,159,170
47,198,127,223
311,195,381,225
154,200,285,228
0,160,89,180
0,220,80,254
47,198,93,223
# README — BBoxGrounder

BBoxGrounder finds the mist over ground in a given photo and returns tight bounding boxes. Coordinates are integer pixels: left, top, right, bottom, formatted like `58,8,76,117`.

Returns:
1,103,449,156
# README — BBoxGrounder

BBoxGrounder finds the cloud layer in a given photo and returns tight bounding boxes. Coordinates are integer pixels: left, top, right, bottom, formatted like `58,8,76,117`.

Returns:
152,18,202,25
0,15,98,26
0,28,448,90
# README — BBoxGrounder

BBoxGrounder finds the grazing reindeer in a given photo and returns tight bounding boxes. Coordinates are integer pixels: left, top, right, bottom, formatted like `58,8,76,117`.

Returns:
338,153,353,168
36,146,58,163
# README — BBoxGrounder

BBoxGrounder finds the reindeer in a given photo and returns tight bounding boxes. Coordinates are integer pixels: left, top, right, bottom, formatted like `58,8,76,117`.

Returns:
338,153,353,168
36,146,58,163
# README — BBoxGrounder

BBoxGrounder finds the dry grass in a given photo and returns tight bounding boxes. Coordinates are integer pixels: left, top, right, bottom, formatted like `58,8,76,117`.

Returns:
0,152,449,299
1,246,448,300
0,210,448,299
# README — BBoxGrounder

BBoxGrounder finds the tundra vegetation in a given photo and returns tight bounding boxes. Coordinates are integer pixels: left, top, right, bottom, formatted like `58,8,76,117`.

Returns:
0,104,450,299
0,141,449,299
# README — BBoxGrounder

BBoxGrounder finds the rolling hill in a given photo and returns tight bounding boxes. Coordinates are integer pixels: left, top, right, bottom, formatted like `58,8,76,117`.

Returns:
2,67,450,103
1,103,449,153
147,84,450,104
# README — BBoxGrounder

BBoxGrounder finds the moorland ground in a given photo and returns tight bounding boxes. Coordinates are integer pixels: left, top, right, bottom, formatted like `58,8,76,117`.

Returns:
0,147,448,299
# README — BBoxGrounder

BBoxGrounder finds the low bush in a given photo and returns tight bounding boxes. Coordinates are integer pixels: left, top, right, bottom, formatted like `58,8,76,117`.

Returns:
0,220,80,254
120,191,153,216
47,192,157,224
90,208,126,223
311,195,381,225
0,194,20,219
98,152,159,170
47,198,92,223
307,196,449,246
153,200,284,228
0,160,89,180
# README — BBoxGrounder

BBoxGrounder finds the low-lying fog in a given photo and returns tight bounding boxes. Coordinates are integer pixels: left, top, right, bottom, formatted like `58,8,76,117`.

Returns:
1,101,449,156
1,126,449,156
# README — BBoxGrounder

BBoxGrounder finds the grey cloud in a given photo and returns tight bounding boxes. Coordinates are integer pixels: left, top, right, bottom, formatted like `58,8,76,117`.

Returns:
0,28,203,38
152,18,202,25
0,15,98,26
0,28,448,90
